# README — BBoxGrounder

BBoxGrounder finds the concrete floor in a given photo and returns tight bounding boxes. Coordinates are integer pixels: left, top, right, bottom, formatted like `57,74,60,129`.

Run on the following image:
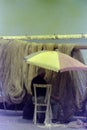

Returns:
0,109,86,130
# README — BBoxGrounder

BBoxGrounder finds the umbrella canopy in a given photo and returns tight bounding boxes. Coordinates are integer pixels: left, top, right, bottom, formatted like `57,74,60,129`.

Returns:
24,50,87,72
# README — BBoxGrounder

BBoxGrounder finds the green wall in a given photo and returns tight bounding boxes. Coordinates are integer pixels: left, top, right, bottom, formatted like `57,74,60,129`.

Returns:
0,0,87,36
0,0,87,62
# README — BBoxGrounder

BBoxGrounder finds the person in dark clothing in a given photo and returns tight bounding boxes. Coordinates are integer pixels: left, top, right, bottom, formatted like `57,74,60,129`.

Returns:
31,69,47,97
31,68,47,123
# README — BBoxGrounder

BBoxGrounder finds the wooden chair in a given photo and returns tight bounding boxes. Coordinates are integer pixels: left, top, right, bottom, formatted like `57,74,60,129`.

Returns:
0,82,6,110
33,84,52,125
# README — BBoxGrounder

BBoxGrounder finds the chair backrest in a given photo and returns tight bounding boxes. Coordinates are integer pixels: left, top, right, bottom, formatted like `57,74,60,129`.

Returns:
33,84,52,104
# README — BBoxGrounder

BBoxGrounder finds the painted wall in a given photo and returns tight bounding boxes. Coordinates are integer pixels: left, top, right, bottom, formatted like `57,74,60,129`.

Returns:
0,0,87,36
0,0,87,62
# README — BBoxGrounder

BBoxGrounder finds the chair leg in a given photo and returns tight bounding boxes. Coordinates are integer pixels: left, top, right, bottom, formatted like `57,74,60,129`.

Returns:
1,94,6,111
44,106,49,125
44,103,51,125
33,105,37,124
3,102,6,110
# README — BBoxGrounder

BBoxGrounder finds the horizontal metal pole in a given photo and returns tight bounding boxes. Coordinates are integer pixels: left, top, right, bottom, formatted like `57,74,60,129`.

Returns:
0,34,87,49
1,34,87,40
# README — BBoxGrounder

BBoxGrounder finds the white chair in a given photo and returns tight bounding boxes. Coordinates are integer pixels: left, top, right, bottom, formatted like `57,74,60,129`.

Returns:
33,84,52,124
0,82,6,110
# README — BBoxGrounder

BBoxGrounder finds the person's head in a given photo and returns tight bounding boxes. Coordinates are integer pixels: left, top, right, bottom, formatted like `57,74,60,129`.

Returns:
38,68,46,78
